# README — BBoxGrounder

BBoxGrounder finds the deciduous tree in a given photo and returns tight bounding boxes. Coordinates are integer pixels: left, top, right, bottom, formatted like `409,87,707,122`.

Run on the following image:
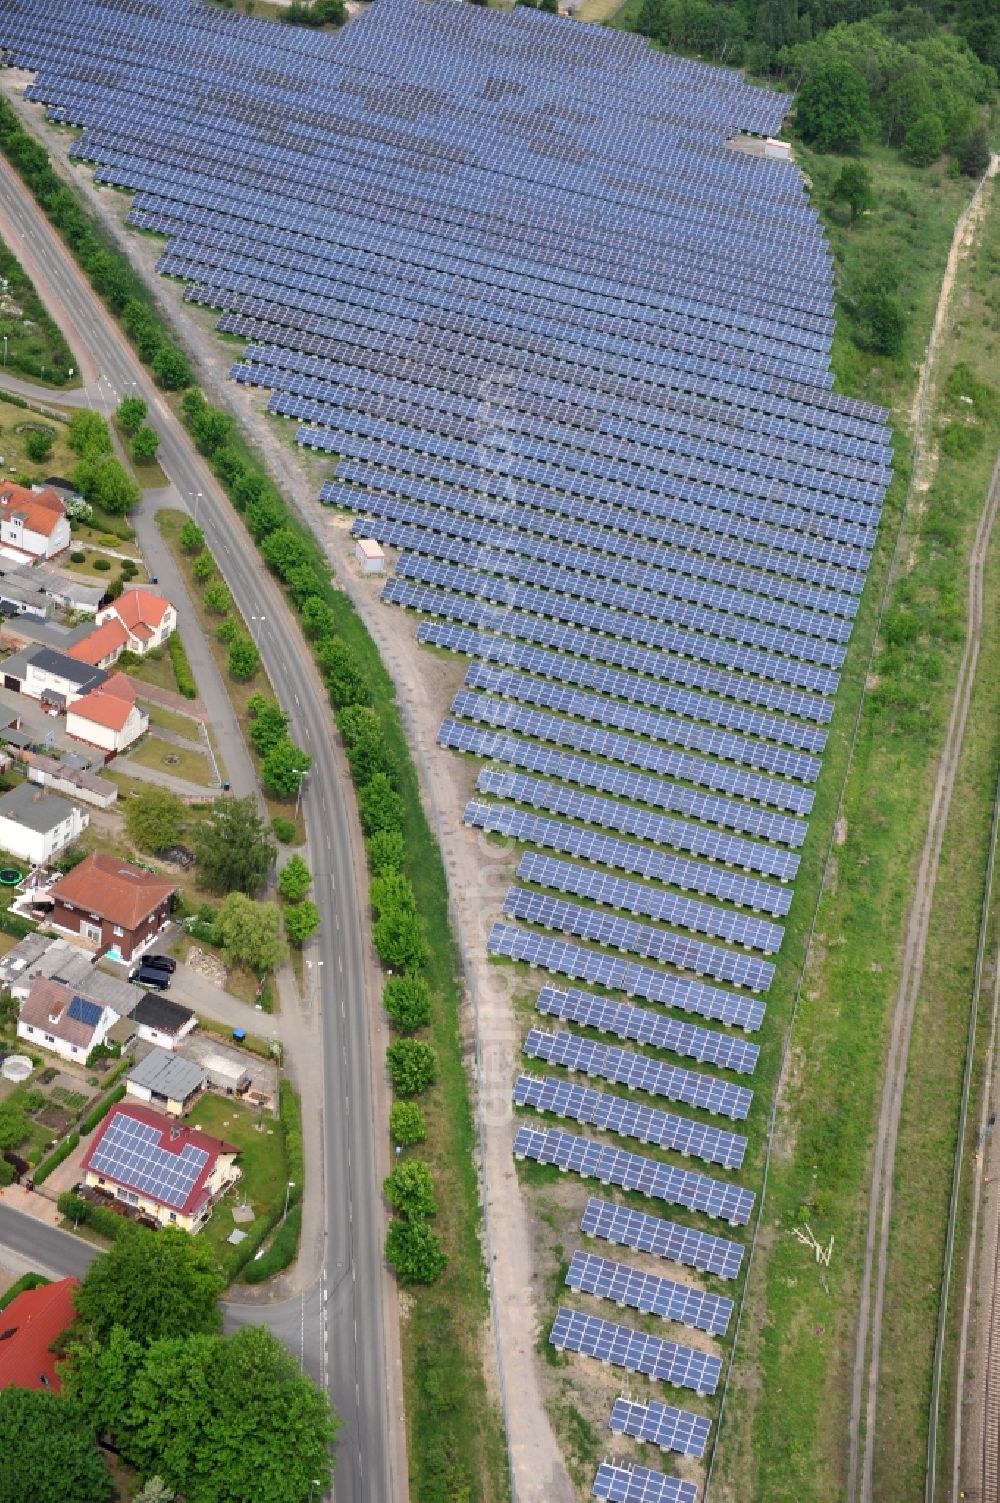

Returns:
261,738,311,797
195,795,276,894
384,1218,446,1285
832,161,874,224
247,694,289,756
382,974,432,1032
215,892,285,972
796,61,873,153
386,1039,437,1096
277,854,312,902
130,425,159,463
389,1101,426,1147
124,786,184,853
284,899,320,946
0,1389,111,1503
74,1223,223,1344
383,1159,437,1219
227,633,260,682
116,395,147,432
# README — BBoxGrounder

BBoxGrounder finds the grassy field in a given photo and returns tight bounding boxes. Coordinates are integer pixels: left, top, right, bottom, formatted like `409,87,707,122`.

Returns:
0,393,76,479
711,174,1000,1502
127,734,213,786
0,235,76,387
186,1094,290,1275
117,644,185,696
144,701,202,742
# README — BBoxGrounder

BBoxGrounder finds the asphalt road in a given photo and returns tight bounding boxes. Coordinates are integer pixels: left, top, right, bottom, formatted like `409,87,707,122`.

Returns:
0,154,394,1503
0,1202,98,1281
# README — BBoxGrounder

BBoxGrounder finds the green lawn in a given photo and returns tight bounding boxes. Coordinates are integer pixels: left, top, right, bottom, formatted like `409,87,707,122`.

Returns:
185,1094,289,1273
117,647,184,697
143,702,203,742
127,735,212,787
0,236,76,387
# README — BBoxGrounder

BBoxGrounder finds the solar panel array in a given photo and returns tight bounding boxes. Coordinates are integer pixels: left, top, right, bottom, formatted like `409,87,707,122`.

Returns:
0,0,891,1485
566,1250,733,1335
593,1460,698,1503
68,994,103,1029
550,1306,721,1395
88,1111,207,1211
610,1396,712,1460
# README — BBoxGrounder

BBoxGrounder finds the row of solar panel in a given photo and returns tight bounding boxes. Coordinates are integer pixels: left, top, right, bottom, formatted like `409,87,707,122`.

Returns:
502,887,776,991
471,767,801,881
550,1305,722,1394
610,1395,711,1460
439,720,809,849
593,1458,697,1503
463,800,791,916
580,1195,744,1280
534,986,761,1075
513,1073,747,1169
524,1029,754,1118
567,1249,733,1336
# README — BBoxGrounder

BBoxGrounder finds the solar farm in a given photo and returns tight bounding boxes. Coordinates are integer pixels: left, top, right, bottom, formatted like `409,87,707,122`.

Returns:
0,0,892,1494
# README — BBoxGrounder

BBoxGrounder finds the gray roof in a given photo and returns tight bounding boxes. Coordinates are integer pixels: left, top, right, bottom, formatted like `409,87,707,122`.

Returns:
0,782,81,833
0,644,106,691
0,935,136,1015
128,1048,206,1102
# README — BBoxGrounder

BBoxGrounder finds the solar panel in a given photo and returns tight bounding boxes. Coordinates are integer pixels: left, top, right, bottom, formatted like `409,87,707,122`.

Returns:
550,1306,721,1395
580,1196,744,1280
513,1123,754,1225
593,1459,698,1503
609,1395,712,1459
88,1111,207,1211
68,994,103,1029
535,986,760,1074
566,1249,733,1335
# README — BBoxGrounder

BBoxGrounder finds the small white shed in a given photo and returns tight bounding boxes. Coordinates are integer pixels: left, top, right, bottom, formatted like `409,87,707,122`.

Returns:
355,538,385,575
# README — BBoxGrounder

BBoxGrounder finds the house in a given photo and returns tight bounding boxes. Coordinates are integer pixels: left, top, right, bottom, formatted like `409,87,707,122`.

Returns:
127,1048,206,1116
17,975,118,1063
0,936,137,1016
81,1103,239,1232
47,851,176,962
26,754,117,810
67,618,129,671
0,783,88,865
0,483,70,562
95,589,176,657
0,1277,78,1392
131,992,196,1051
65,674,147,755
0,645,106,708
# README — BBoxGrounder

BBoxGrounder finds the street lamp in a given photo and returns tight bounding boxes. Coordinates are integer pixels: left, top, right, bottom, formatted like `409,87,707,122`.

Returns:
308,1482,323,1503
2,337,7,368
293,768,308,821
251,613,266,646
193,490,203,523
282,1179,295,1221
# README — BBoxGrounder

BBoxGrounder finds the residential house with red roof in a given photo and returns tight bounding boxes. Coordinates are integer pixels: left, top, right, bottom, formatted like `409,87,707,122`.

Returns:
17,975,119,1064
65,673,147,755
0,483,70,562
81,1103,238,1232
0,1277,78,1392
95,588,176,657
47,851,176,962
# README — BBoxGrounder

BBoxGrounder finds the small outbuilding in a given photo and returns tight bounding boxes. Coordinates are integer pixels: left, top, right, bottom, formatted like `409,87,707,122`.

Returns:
127,1048,207,1116
354,538,385,575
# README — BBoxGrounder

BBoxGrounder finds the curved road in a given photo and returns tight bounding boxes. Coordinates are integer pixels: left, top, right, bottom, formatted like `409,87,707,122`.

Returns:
0,153,398,1503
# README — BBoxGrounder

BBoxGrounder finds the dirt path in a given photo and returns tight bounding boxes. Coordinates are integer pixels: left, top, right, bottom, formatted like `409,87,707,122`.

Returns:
846,159,999,1503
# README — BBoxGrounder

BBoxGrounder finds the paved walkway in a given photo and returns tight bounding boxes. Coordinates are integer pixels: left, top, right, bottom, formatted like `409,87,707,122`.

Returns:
113,755,216,799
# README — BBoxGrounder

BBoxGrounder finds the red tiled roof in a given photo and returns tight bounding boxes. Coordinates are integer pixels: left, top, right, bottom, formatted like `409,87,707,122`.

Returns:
0,1277,78,1392
81,1103,236,1218
20,976,105,1048
49,852,175,929
68,673,141,732
67,618,128,667
0,485,66,539
109,589,172,633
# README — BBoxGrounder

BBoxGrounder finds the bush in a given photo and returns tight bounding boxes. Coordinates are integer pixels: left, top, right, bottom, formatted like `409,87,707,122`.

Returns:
368,828,404,875
272,816,296,844
242,1204,302,1283
79,1085,126,1135
389,1101,426,1146
385,1218,446,1285
280,1080,304,1188
386,1039,437,1097
382,975,432,1032
0,1271,48,1311
56,1191,126,1242
25,429,54,463
92,557,111,572
69,551,86,563
383,1159,437,1219
33,1130,79,1184
168,633,197,699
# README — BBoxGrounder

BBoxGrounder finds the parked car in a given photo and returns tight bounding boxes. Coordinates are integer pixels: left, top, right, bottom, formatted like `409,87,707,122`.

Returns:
141,954,176,973
129,965,170,990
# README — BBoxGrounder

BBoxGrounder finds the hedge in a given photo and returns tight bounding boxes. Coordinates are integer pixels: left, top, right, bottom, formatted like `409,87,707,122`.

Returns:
0,1272,49,1312
56,1190,127,1242
33,1130,79,1185
168,632,197,699
79,1084,127,1136
0,909,35,939
242,1204,302,1283
280,1078,303,1187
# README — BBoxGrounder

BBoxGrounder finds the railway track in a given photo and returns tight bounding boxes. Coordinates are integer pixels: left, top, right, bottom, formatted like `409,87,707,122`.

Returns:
983,1231,1000,1503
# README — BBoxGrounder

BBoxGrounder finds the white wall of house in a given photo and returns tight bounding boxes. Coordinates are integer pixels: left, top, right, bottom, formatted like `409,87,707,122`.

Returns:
95,602,177,656
65,702,148,753
17,1007,115,1063
21,663,90,705
0,805,89,864
0,515,70,560
136,1017,197,1052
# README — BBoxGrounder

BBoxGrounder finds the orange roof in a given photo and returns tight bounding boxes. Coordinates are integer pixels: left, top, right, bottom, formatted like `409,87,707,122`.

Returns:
110,589,172,633
68,686,136,732
0,1278,78,1392
50,852,175,928
67,618,128,666
0,484,66,539
101,672,137,702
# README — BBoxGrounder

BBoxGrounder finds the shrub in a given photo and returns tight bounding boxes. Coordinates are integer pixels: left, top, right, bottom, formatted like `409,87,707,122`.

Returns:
242,1204,302,1283
69,550,86,563
80,1085,126,1135
382,975,432,1032
272,815,296,844
33,1130,79,1184
56,1191,126,1242
0,1271,48,1310
389,1101,426,1146
368,829,404,875
168,633,197,698
92,556,111,572
386,1039,437,1097
385,1218,446,1284
383,1160,437,1219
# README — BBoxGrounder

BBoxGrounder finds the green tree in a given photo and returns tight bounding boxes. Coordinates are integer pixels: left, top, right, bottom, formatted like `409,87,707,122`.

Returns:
179,518,204,553
261,738,311,797
301,597,336,640
228,633,260,682
382,974,432,1032
832,161,874,224
383,1159,437,1219
67,1325,336,1503
384,1219,446,1285
358,773,403,836
389,1101,426,1147
116,394,147,432
277,854,312,902
902,112,945,165
319,638,368,708
68,408,113,460
958,125,991,178
386,1039,437,1096
247,694,290,756
796,61,873,153
368,828,404,875
124,786,184,853
25,428,54,463
859,286,907,356
192,549,216,583
152,346,192,390
216,892,286,972
882,70,936,147
191,407,231,457
371,874,427,972
195,795,276,894
73,455,139,516
131,425,160,463
74,1223,224,1344
284,899,320,946
203,580,232,615
0,1102,27,1151
338,705,393,784
0,1389,111,1503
